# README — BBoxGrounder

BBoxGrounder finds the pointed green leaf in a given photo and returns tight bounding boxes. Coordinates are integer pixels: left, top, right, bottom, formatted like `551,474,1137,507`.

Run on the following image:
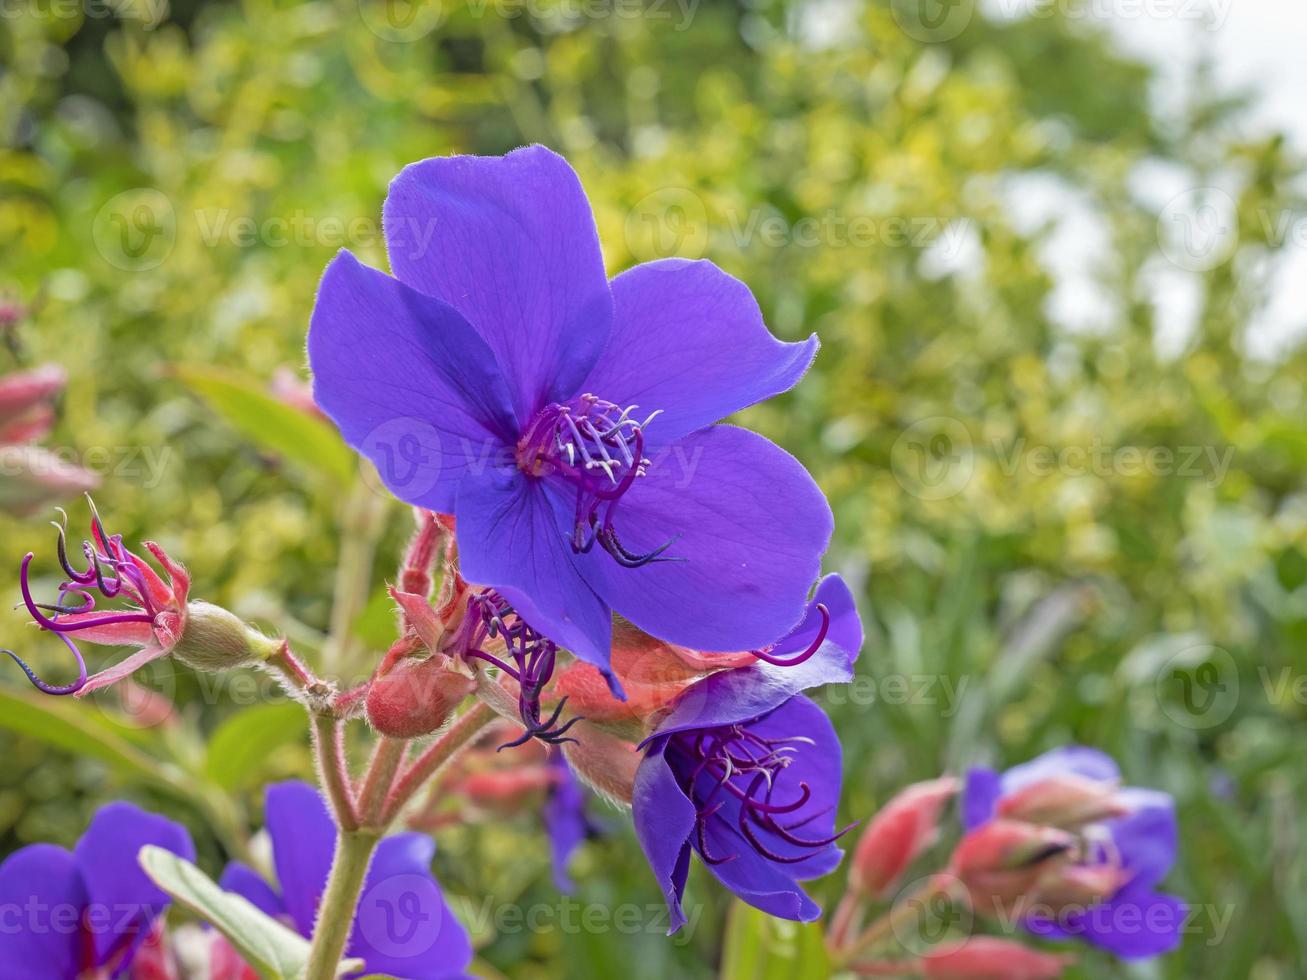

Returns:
205,701,308,791
138,845,363,979
171,365,355,485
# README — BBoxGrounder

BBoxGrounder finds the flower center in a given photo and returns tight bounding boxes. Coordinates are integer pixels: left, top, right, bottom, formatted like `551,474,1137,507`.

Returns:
666,724,849,866
515,394,674,568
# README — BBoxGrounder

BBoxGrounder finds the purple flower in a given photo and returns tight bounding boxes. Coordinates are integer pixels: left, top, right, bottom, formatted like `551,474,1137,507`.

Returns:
631,575,862,931
219,782,471,979
308,145,831,690
543,749,599,893
0,800,195,979
963,747,1183,959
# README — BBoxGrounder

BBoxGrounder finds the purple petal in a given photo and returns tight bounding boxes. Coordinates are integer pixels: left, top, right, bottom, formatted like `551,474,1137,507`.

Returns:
383,145,613,421
581,259,818,445
455,470,614,685
650,644,852,739
1106,789,1177,890
1079,883,1184,959
308,249,518,513
0,844,85,979
961,767,1003,830
698,817,823,924
768,574,863,665
265,781,335,937
219,863,286,923
574,424,832,655
74,801,195,969
1000,746,1121,794
544,752,589,894
349,834,472,978
632,742,697,934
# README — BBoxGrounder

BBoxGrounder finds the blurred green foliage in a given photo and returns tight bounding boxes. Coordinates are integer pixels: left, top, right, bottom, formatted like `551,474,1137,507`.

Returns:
2,0,1305,977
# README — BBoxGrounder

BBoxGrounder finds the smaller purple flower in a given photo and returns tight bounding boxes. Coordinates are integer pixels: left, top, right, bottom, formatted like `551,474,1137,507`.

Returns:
219,782,471,979
632,575,862,931
963,747,1183,959
0,800,195,979
543,749,600,893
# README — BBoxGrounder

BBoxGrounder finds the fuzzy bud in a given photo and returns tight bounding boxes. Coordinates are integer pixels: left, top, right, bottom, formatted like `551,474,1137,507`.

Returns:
366,655,477,739
171,601,281,673
919,937,1073,980
562,724,641,806
949,820,1076,915
850,777,958,897
997,774,1128,829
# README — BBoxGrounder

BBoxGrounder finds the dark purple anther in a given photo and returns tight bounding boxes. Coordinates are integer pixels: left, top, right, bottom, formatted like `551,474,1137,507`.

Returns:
517,394,676,568
665,724,850,868
455,589,581,747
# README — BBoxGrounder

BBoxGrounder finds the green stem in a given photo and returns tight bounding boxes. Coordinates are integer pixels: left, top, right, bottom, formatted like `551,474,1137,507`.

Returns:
312,714,359,830
382,700,497,824
303,828,381,980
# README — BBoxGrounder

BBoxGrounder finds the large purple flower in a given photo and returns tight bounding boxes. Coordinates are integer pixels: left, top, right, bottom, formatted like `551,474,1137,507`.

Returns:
632,575,862,931
963,747,1183,959
0,800,194,979
308,145,831,689
219,782,471,979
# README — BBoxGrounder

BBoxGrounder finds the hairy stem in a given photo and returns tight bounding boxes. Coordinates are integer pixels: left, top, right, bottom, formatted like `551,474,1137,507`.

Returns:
312,714,359,830
303,828,380,980
358,737,407,827
382,700,497,824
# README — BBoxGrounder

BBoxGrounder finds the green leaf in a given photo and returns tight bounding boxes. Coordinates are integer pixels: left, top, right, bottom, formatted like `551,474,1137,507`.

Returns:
171,365,355,485
720,900,829,980
0,683,171,784
138,845,364,979
204,701,308,791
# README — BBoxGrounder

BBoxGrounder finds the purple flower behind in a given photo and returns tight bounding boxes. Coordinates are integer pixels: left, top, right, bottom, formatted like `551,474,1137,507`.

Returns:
543,749,599,893
963,747,1183,959
219,782,471,979
0,801,194,980
308,145,832,692
632,575,862,931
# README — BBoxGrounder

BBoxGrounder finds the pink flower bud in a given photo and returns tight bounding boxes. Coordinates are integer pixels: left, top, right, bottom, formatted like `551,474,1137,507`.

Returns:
997,774,1128,829
365,655,477,739
0,364,65,424
850,777,958,897
562,724,641,806
0,446,98,516
919,937,1073,979
1031,862,1130,911
949,820,1076,915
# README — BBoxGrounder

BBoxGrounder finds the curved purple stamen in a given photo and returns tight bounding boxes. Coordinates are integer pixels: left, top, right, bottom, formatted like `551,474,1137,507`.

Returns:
669,721,848,867
749,603,831,668
4,633,87,696
457,590,581,747
19,554,153,634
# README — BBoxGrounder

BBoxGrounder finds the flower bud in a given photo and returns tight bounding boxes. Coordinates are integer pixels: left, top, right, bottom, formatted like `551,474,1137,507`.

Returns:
1031,863,1129,911
562,723,641,806
0,446,98,516
457,768,557,813
949,820,1076,915
171,601,281,673
365,655,477,739
850,777,958,897
0,364,64,424
997,774,1127,829
919,937,1072,980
